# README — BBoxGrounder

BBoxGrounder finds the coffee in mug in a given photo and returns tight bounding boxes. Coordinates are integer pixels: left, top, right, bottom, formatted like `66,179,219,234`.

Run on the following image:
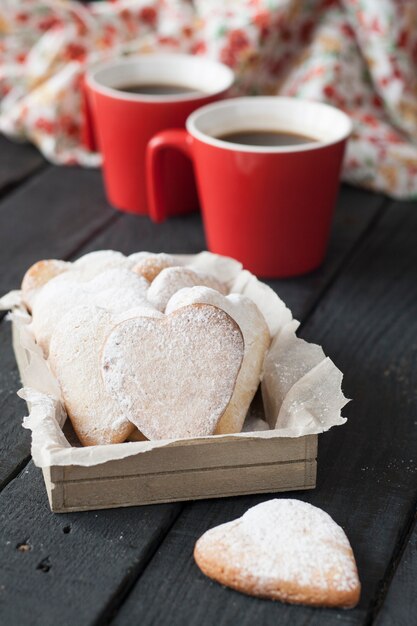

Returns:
217,130,318,147
117,83,204,97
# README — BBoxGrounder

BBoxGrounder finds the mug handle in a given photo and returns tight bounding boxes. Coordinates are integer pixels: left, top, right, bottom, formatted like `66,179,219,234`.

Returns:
146,129,194,223
80,74,98,152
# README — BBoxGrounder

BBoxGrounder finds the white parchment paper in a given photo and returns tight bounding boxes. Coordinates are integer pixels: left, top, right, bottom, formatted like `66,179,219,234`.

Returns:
0,252,348,467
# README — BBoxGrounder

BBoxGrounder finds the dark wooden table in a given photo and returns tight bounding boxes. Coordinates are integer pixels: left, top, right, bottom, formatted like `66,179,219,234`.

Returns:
0,135,416,626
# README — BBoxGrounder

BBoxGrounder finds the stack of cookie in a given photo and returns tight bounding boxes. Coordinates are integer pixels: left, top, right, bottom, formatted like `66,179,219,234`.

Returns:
21,251,271,447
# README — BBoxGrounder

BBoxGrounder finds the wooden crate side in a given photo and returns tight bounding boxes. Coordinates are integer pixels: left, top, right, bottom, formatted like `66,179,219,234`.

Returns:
12,320,30,383
48,459,317,512
42,466,64,511
304,433,318,460
61,434,318,481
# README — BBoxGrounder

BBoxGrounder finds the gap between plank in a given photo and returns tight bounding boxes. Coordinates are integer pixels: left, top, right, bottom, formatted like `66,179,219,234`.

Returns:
63,212,122,263
0,161,52,317
0,162,49,207
0,453,31,493
92,505,185,626
0,210,120,325
364,500,417,625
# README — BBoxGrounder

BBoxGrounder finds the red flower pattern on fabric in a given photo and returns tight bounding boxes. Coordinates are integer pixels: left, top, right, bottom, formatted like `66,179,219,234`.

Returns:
0,0,416,198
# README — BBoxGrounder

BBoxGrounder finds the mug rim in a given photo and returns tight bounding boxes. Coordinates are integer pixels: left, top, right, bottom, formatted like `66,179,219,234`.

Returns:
186,96,353,154
86,54,235,104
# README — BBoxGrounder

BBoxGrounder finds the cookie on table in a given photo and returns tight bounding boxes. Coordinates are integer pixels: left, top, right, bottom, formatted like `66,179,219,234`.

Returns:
101,304,244,440
30,267,151,356
147,267,228,312
21,259,70,311
166,287,270,434
49,304,162,446
194,499,360,609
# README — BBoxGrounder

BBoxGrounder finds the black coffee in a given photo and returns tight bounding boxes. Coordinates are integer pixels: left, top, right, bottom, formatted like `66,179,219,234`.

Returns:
217,129,318,146
117,83,201,96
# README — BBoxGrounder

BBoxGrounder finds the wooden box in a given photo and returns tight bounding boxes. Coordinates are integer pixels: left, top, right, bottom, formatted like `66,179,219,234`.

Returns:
42,435,317,512
12,314,317,512
7,240,330,515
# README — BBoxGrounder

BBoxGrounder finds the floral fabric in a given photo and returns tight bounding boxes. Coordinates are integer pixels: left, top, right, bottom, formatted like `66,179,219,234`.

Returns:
0,0,416,198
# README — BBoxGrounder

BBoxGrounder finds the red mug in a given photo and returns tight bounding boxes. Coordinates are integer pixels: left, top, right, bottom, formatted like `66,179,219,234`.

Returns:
146,97,352,277
85,54,234,216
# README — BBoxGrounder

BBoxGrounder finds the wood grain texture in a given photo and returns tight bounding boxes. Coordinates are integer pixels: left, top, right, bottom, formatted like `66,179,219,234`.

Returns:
47,460,316,512
113,200,417,626
0,321,30,490
54,435,317,481
75,209,207,260
373,515,417,626
41,435,316,512
0,136,45,196
0,166,117,296
0,463,182,626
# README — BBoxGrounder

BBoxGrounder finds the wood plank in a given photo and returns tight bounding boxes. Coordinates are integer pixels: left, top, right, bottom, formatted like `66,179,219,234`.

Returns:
112,199,417,625
0,463,182,626
48,460,316,513
75,209,207,262
374,514,417,626
0,136,46,196
0,321,30,490
0,166,118,296
56,435,317,481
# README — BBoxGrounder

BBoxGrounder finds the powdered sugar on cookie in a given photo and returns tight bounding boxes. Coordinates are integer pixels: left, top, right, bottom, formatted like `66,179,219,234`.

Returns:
48,304,162,446
71,250,131,280
101,304,244,440
132,252,175,282
21,259,70,311
147,267,228,311
30,268,151,355
194,499,360,608
166,287,270,434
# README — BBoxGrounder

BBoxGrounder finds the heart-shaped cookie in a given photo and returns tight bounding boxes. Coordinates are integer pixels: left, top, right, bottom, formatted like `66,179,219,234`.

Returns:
166,287,270,434
72,250,131,279
31,267,151,356
49,304,162,446
131,252,175,282
101,304,244,440
194,499,360,608
21,259,70,311
147,267,228,311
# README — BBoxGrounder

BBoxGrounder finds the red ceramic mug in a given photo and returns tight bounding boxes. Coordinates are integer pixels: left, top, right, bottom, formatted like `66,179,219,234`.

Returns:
85,55,234,216
146,97,352,277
